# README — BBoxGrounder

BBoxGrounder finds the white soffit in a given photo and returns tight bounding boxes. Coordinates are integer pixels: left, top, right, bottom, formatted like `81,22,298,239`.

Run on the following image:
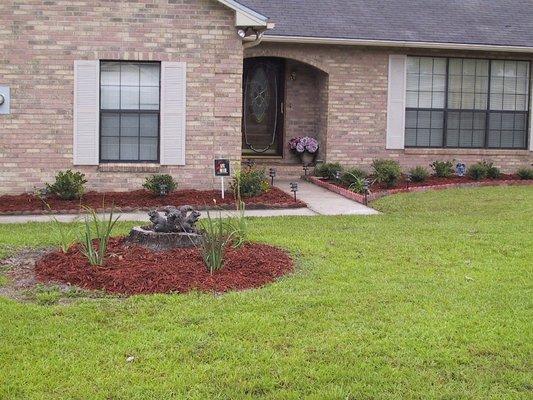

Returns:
216,0,268,27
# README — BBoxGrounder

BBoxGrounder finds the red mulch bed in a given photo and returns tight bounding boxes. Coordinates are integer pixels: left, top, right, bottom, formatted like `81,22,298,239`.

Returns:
363,173,521,191
35,238,294,295
0,187,306,215
321,173,523,192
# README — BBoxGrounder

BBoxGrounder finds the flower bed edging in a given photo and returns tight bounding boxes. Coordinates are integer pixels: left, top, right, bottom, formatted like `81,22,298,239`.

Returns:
307,176,533,204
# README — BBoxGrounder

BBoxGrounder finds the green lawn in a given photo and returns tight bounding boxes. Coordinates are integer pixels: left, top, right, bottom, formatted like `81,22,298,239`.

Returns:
0,186,532,399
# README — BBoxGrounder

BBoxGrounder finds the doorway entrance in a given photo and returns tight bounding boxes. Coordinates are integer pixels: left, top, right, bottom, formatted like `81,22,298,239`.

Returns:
242,57,285,156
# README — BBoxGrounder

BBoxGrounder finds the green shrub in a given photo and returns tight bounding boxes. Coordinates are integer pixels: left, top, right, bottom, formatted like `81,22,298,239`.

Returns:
143,174,177,196
231,167,269,198
483,161,501,179
467,162,489,180
347,176,367,194
371,159,402,188
315,162,342,181
200,210,234,273
517,167,533,180
408,166,429,183
46,170,87,200
341,167,367,186
79,207,120,267
430,160,454,178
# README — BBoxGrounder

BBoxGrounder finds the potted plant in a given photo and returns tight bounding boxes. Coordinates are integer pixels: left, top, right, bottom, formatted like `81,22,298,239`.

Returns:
288,136,319,166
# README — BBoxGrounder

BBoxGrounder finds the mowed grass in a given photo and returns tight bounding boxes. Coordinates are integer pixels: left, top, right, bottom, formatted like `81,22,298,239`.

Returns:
0,186,532,399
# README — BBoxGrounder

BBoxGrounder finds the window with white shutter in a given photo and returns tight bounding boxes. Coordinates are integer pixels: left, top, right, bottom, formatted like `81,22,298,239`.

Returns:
99,61,161,162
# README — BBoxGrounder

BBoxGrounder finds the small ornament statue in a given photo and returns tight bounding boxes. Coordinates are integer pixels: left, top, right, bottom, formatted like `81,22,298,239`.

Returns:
145,205,201,233
127,205,203,250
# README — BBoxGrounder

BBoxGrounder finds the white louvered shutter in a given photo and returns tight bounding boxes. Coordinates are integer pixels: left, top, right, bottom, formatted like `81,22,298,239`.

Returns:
529,82,533,151
160,62,186,165
73,60,100,165
386,55,407,150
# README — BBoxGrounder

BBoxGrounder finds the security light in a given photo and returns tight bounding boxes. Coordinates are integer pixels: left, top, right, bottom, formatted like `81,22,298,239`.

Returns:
236,28,247,38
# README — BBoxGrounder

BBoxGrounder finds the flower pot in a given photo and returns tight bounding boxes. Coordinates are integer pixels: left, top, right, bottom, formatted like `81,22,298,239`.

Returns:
299,151,315,166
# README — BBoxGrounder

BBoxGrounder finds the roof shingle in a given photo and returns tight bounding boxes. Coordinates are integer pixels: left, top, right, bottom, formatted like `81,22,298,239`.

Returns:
235,0,533,48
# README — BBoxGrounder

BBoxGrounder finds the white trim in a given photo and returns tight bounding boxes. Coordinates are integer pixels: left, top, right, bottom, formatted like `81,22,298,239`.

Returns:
261,35,533,53
215,0,268,27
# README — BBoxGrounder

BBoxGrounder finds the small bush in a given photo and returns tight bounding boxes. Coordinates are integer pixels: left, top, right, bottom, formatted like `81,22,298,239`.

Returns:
430,160,454,178
231,167,269,198
341,167,367,186
483,161,501,179
517,167,533,180
371,159,402,188
408,166,429,183
79,207,120,267
143,174,177,196
200,210,234,274
347,176,367,194
46,170,87,200
315,162,342,181
467,162,489,180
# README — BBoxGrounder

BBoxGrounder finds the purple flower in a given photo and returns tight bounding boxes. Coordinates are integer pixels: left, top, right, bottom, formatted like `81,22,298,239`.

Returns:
288,136,319,154
306,140,319,153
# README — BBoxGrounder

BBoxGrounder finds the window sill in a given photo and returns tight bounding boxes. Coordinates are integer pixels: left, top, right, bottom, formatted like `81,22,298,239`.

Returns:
404,148,530,156
98,163,161,173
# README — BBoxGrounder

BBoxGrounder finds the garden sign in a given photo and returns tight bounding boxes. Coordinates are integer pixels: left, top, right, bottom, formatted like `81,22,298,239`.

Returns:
214,158,230,199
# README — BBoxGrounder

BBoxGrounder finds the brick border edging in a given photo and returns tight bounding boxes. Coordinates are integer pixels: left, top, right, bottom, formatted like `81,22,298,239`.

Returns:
307,176,533,204
0,201,307,216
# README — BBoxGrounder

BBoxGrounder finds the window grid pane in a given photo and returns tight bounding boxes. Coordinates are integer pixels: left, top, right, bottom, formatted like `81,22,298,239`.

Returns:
405,56,530,149
100,61,160,162
406,56,446,109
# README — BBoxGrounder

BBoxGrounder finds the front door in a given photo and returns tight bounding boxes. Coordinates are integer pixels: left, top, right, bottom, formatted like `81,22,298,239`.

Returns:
242,58,285,156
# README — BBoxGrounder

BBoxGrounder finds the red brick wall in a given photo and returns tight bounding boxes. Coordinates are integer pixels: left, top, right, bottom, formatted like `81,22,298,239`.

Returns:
0,0,243,194
246,43,533,174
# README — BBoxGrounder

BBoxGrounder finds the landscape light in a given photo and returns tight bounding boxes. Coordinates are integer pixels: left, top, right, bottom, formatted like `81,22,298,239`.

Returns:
269,168,276,185
363,179,370,206
290,182,298,202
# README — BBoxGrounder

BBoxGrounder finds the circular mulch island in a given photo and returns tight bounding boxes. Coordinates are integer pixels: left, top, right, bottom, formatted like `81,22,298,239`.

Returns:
35,238,293,295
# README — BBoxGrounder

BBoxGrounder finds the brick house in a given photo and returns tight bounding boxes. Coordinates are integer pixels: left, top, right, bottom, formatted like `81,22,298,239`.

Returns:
1,0,531,194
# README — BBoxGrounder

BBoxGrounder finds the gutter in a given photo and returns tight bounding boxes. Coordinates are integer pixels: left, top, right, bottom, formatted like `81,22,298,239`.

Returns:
261,35,533,54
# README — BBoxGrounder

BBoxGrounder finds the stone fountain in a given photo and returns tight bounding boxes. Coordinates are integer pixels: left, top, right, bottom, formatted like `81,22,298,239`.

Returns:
126,205,203,251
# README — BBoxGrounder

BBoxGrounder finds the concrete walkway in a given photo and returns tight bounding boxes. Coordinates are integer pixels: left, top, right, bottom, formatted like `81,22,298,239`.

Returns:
0,208,317,224
0,179,378,224
274,179,379,216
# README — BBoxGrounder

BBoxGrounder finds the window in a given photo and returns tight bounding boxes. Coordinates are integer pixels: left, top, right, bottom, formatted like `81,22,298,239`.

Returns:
100,61,160,162
405,57,530,149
